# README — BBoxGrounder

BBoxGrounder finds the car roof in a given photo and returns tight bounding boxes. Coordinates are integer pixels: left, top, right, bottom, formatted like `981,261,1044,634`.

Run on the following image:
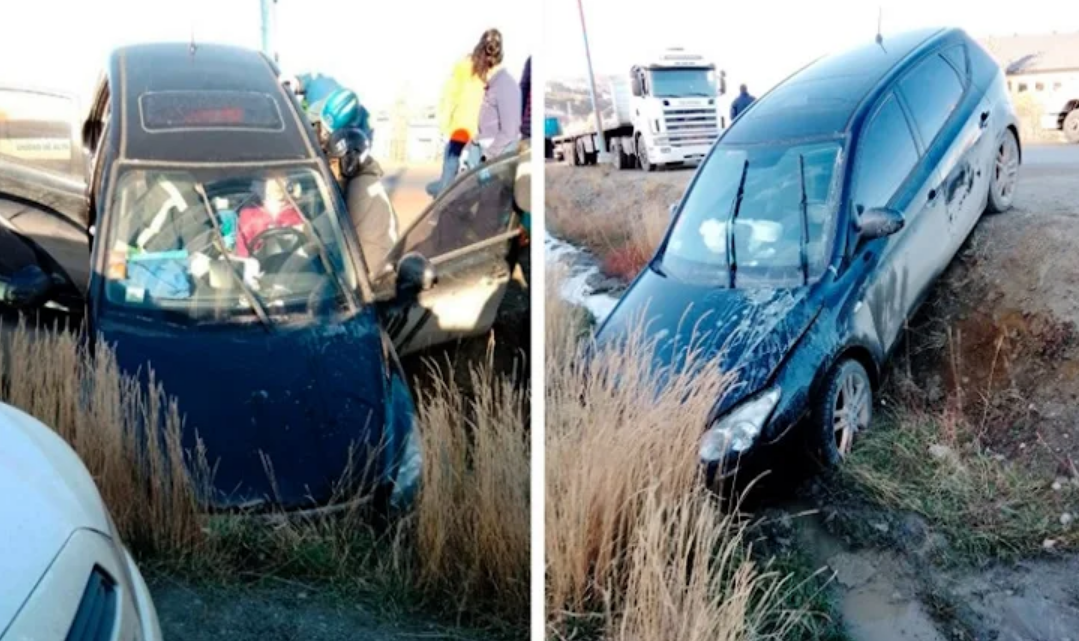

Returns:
110,43,315,164
722,27,953,145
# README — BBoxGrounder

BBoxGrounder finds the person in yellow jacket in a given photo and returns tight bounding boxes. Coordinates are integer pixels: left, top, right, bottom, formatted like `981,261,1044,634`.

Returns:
426,31,493,198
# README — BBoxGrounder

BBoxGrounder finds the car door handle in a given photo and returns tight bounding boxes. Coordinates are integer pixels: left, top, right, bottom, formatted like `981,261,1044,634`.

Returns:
979,110,990,129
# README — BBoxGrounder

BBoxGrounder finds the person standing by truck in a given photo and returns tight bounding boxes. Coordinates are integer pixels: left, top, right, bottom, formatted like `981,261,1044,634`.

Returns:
730,84,756,122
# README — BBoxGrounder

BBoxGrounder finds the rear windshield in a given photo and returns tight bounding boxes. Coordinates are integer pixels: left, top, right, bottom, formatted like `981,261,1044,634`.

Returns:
139,91,284,132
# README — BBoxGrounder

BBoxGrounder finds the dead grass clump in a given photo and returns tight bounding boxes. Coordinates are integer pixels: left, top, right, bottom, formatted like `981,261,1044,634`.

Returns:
545,274,813,638
0,319,206,557
412,357,531,616
546,166,678,284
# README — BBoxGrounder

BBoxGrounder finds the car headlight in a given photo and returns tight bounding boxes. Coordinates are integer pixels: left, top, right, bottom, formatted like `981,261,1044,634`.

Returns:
699,387,781,462
390,424,422,510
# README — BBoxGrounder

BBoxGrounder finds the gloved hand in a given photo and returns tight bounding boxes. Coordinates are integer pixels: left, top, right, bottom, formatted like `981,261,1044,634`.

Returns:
0,265,52,308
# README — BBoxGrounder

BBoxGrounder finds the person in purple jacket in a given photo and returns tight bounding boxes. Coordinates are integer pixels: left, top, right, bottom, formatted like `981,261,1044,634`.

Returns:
520,56,531,140
474,29,521,160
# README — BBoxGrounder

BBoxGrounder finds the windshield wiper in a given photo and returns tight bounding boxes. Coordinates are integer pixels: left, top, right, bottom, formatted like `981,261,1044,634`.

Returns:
725,159,750,288
280,188,355,314
194,183,273,332
798,154,810,286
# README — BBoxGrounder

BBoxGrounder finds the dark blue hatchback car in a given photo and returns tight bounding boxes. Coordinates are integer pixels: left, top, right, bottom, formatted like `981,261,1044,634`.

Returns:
0,43,525,512
596,28,1021,476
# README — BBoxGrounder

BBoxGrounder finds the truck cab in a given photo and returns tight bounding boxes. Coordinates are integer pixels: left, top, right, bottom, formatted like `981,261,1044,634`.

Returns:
625,49,728,169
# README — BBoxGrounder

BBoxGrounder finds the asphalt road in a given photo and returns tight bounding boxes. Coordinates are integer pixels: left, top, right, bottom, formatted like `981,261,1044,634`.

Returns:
1020,142,1079,168
381,163,440,230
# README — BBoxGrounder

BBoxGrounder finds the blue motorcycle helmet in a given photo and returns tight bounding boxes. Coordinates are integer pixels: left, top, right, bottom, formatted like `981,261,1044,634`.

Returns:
319,89,373,141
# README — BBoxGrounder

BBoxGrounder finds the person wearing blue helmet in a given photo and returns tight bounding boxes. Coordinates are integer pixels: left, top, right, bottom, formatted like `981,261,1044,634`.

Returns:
315,91,396,277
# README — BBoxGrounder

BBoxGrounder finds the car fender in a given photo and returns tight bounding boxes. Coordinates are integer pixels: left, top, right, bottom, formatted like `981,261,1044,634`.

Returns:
759,273,885,445
379,329,419,483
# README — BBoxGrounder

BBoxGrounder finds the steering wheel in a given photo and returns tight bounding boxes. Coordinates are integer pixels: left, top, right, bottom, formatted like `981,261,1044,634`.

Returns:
249,226,308,264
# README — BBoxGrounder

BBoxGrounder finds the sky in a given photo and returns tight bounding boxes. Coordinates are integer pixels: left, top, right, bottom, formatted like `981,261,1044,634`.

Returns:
0,0,535,110
545,0,1079,95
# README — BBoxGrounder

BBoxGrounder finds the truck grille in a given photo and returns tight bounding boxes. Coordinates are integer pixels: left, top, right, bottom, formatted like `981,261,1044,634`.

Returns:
663,108,719,148
65,566,118,641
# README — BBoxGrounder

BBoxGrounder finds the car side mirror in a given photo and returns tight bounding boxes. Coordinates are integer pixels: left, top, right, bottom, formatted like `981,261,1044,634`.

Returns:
858,207,905,240
630,74,643,97
396,252,436,298
719,71,727,96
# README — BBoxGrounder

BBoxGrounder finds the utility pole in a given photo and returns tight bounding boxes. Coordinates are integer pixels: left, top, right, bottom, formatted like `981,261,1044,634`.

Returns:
260,0,279,63
576,0,609,162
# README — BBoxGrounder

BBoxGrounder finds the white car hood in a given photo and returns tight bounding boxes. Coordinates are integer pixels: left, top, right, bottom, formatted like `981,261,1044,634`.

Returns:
0,403,111,633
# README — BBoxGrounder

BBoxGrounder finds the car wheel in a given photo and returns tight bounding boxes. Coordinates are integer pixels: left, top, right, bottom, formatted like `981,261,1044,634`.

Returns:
637,135,654,172
986,128,1019,213
1064,109,1079,144
813,358,872,467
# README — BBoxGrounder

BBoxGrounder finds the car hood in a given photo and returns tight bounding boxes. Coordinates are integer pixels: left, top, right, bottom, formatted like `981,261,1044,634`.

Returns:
99,309,391,509
0,403,111,633
597,267,822,414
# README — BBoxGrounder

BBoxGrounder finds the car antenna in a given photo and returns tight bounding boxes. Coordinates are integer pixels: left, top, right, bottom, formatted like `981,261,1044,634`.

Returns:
189,23,198,56
725,158,750,289
798,154,810,286
875,7,885,49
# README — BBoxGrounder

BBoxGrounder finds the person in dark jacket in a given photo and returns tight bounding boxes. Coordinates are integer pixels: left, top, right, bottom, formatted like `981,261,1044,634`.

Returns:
730,84,756,121
520,56,531,140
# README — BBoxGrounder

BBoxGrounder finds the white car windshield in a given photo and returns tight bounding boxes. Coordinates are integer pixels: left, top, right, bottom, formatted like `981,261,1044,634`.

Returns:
661,140,843,287
102,165,356,322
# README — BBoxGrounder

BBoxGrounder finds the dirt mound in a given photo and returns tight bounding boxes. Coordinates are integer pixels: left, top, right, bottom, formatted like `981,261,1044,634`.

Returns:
895,180,1079,479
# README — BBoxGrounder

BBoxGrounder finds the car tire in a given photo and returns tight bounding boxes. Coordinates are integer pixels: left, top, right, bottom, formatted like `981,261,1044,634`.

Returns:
812,358,873,468
986,128,1019,213
637,135,654,172
1064,109,1079,144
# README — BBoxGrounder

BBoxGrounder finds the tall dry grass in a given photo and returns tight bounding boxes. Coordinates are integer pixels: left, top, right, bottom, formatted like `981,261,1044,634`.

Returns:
0,319,206,556
546,166,682,281
411,357,531,616
0,317,528,626
545,271,813,639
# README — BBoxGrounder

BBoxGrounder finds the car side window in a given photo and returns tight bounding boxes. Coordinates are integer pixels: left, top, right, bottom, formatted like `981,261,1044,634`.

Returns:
898,53,965,147
940,45,968,80
391,152,519,264
0,88,82,178
852,94,919,212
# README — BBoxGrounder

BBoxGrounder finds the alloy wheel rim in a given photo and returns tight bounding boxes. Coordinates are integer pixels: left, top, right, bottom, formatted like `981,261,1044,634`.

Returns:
994,135,1019,203
834,369,871,457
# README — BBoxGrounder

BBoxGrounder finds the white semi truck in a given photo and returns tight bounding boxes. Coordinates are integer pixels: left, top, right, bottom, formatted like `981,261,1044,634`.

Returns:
554,48,729,171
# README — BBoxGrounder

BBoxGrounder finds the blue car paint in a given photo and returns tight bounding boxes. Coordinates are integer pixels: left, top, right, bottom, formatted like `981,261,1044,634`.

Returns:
97,306,416,508
596,27,1020,468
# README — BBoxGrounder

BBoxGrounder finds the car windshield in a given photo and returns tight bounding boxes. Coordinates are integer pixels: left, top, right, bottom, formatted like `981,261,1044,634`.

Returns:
102,165,356,323
650,68,716,98
660,139,843,287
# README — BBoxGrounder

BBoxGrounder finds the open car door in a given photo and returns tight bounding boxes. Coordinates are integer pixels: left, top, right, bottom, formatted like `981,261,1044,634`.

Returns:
374,150,525,357
0,86,90,301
